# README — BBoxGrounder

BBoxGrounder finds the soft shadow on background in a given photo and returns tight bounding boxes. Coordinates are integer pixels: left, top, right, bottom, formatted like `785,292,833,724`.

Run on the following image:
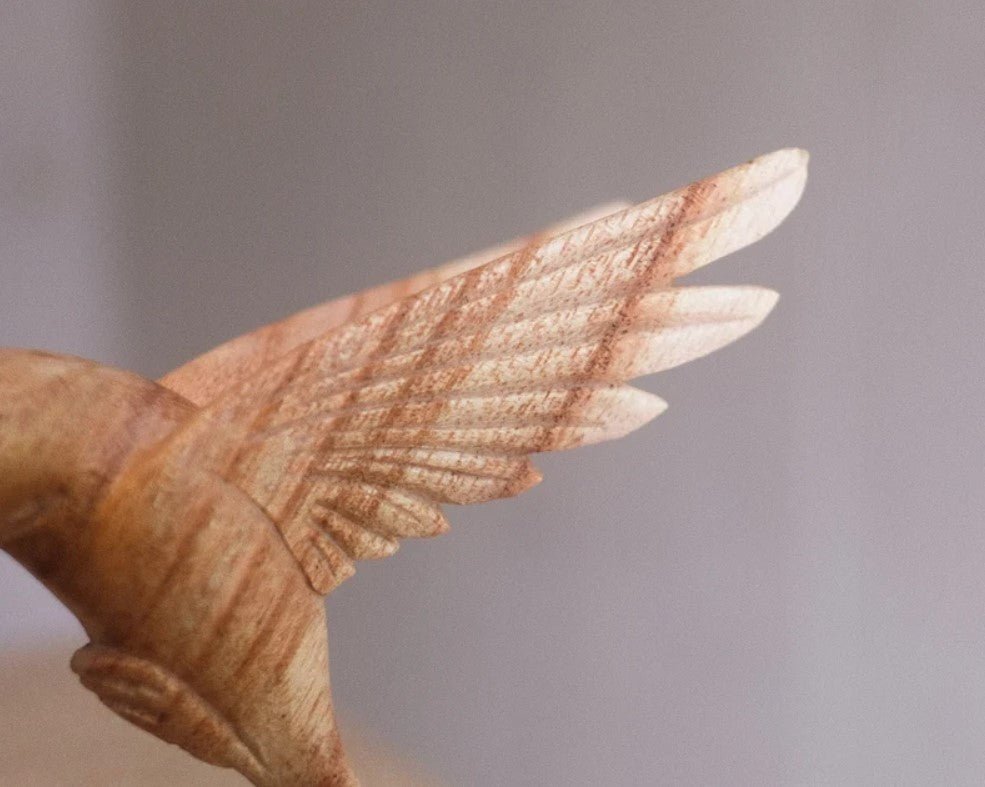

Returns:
2,2,984,784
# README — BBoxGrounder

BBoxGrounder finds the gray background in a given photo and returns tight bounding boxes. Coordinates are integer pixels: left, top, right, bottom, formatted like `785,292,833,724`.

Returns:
2,1,984,784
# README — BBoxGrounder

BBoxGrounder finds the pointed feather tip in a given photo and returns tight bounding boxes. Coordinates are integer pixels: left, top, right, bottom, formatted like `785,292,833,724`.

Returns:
749,147,809,169
703,285,780,357
683,285,781,355
628,387,669,425
746,146,809,209
740,147,809,185
649,393,670,419
729,285,780,327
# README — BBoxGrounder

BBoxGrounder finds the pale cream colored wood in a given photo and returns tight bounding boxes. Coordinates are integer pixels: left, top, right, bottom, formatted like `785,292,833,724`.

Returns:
0,149,807,785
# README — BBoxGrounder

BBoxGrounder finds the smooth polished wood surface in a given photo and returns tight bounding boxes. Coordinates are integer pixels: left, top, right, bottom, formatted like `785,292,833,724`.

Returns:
0,646,442,786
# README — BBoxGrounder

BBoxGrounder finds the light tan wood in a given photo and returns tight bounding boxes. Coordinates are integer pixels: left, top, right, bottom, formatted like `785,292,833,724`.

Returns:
0,646,444,785
0,149,807,785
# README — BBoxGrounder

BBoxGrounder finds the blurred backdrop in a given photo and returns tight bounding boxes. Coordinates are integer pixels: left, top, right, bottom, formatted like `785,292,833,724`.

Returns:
2,1,984,784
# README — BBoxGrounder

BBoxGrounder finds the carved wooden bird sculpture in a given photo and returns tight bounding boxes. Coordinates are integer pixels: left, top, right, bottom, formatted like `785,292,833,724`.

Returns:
0,149,807,785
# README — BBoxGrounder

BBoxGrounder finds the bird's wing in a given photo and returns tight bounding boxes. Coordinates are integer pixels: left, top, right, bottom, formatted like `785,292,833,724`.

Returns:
189,149,807,594
159,203,630,407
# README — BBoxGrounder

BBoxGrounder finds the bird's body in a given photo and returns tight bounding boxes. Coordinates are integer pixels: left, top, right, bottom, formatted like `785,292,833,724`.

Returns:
0,149,807,784
0,350,354,784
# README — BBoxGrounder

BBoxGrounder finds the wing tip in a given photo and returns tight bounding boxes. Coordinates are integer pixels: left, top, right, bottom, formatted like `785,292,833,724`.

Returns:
743,146,809,206
760,146,809,208
631,388,669,426
690,284,780,352
735,285,780,326
750,146,809,169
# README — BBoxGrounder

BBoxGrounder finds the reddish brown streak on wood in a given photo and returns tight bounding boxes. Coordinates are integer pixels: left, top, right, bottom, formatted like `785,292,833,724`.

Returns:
230,583,295,681
130,495,215,638
272,296,420,532
544,183,705,450
346,234,547,521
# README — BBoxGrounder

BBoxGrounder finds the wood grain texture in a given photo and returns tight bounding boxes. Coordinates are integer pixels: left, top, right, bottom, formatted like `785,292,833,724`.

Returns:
0,646,443,786
160,202,631,408
0,149,806,785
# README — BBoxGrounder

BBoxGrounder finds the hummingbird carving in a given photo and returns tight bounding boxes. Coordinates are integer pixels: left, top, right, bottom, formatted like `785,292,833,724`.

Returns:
0,149,807,785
